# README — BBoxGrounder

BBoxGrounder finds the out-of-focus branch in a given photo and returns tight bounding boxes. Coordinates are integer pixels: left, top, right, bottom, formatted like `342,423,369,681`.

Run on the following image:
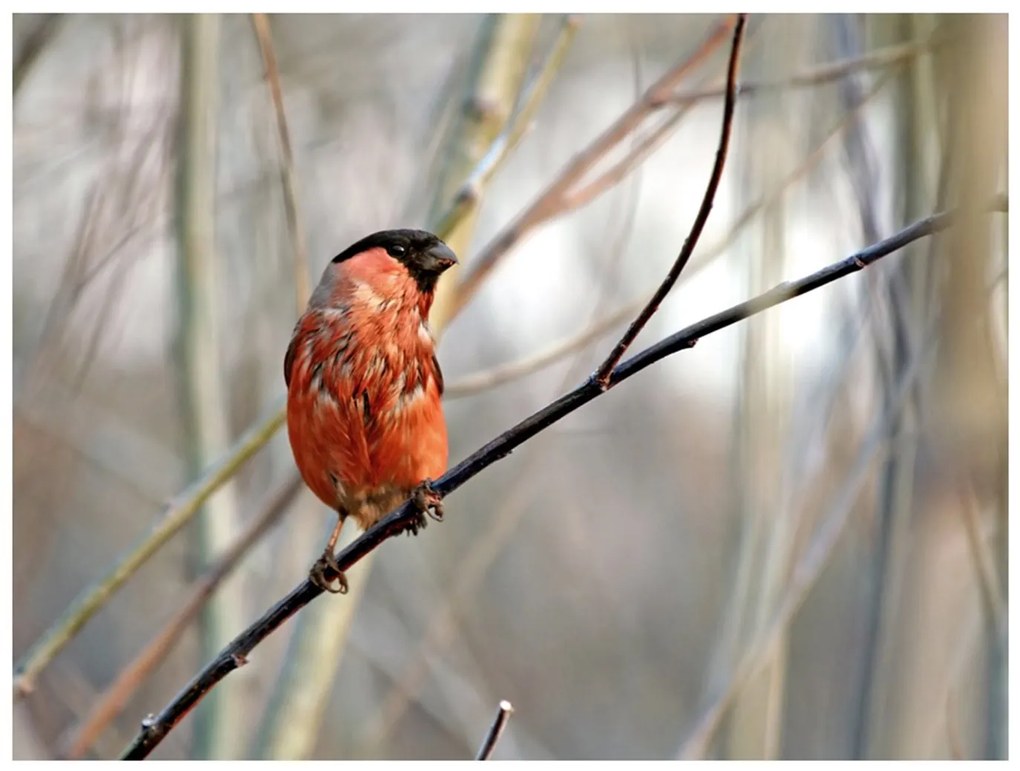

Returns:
665,34,943,106
594,14,745,386
475,701,514,760
174,15,246,758
13,400,286,699
445,302,634,397
121,201,1001,759
440,15,739,325
677,319,934,759
60,474,302,759
431,16,580,242
251,13,310,311
957,479,1006,632
13,14,61,95
428,14,542,331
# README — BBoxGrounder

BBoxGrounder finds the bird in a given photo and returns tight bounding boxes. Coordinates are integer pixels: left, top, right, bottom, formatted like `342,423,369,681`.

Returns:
284,229,457,593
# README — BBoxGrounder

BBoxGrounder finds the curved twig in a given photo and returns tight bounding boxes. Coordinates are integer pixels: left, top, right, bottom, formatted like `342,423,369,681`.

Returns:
593,14,746,386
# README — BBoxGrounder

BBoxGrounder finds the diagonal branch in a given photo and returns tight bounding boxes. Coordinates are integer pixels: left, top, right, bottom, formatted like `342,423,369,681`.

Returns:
59,474,302,759
430,15,580,240
119,199,1001,759
593,14,745,387
12,402,286,698
252,12,311,311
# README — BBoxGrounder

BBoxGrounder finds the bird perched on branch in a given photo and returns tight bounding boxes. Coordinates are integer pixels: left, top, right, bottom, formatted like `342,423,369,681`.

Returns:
285,229,457,593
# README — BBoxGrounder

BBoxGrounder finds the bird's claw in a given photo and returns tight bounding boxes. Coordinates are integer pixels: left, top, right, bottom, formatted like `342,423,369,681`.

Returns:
406,480,444,536
309,552,348,594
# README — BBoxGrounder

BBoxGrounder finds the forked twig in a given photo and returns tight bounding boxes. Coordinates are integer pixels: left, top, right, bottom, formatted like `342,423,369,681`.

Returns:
121,201,992,759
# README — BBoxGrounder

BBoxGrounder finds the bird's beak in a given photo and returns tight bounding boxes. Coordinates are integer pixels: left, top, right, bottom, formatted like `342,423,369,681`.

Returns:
425,242,458,274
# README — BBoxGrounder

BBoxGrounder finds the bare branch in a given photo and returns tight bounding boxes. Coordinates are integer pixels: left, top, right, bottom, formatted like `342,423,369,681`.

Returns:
957,478,1006,632
120,201,994,759
252,13,310,311
475,701,514,760
60,475,301,759
593,14,746,386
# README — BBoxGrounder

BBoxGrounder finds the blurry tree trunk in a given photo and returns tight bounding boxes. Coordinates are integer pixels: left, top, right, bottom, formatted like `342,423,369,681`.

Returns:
714,19,810,759
929,15,1007,760
428,14,541,333
174,13,245,759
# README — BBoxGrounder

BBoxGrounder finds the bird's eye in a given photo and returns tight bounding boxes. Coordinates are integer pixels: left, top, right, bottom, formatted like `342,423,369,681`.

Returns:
388,244,407,258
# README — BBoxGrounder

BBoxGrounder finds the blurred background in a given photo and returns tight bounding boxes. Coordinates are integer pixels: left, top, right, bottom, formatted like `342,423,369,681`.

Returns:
12,13,1007,760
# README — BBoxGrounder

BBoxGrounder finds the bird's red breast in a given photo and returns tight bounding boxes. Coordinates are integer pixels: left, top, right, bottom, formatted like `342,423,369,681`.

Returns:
285,229,456,529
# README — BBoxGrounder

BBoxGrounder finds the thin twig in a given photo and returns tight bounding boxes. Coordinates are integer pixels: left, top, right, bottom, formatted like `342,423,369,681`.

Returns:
445,302,634,397
120,202,992,760
593,14,746,387
956,477,1006,631
475,701,514,760
444,15,738,322
665,35,943,107
13,399,286,698
60,474,302,759
251,13,310,311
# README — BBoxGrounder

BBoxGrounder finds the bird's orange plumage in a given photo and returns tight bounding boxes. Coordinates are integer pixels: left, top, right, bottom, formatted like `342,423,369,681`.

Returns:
285,230,456,590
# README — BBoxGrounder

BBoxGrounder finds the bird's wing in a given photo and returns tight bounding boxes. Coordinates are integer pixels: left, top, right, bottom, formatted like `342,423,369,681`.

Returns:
284,334,298,388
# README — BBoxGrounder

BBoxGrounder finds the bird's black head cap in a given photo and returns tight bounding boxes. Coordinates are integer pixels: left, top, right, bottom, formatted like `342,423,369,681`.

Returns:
332,228,458,293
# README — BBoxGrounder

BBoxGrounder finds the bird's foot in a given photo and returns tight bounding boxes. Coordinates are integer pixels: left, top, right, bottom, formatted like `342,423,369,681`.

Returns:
406,479,444,536
309,550,348,594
